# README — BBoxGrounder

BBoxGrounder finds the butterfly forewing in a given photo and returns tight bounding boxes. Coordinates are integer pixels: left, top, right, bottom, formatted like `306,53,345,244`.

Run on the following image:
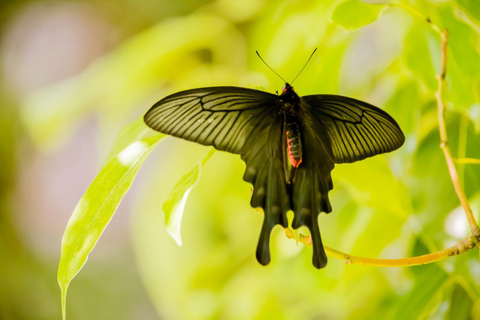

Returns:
145,86,293,266
144,87,278,154
303,95,405,163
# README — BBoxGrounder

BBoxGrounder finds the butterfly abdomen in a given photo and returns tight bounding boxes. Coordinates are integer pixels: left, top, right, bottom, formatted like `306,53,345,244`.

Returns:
285,122,303,168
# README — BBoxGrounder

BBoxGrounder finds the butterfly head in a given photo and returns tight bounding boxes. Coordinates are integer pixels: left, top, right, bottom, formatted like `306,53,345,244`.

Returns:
282,83,294,94
280,83,300,106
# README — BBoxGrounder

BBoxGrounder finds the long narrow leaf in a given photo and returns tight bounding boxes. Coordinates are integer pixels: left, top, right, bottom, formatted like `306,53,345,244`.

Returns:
57,119,164,320
163,148,215,245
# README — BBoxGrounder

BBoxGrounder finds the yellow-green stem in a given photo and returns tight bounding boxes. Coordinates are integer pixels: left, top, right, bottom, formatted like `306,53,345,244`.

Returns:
435,29,480,239
455,158,480,165
284,228,478,267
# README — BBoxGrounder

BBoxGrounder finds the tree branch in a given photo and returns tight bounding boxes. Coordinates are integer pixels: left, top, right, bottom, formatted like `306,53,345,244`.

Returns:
284,228,478,267
282,7,480,266
434,29,480,240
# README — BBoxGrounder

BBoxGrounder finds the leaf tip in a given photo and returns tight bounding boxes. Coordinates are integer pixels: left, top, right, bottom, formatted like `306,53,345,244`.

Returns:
166,226,183,246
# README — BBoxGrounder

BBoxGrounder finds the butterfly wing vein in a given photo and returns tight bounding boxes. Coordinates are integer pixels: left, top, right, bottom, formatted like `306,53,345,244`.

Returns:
303,95,405,163
144,87,277,153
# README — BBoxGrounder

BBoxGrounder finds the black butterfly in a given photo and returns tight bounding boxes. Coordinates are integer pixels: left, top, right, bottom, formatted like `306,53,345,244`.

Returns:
144,55,404,269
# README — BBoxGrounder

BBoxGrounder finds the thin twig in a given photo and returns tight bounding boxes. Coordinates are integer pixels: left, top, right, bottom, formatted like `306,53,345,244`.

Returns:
284,228,478,267
434,29,480,240
455,158,480,165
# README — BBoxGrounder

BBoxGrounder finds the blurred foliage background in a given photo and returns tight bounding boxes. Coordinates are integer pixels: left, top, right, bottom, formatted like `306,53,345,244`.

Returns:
1,0,480,319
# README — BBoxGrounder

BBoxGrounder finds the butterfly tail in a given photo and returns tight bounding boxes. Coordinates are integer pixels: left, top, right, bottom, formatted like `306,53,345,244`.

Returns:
256,211,276,265
292,169,331,269
309,212,328,269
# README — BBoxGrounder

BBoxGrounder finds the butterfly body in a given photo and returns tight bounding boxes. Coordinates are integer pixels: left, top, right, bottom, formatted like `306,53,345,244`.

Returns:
144,83,404,269
285,120,302,167
273,83,303,184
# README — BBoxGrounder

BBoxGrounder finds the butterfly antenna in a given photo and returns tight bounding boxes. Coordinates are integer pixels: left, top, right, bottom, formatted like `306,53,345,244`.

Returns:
256,50,287,83
290,48,317,85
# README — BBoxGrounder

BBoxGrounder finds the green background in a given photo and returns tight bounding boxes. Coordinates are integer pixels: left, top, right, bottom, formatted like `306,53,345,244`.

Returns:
1,0,480,319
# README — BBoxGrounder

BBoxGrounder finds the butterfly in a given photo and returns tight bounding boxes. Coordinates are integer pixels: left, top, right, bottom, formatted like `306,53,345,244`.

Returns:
144,51,405,269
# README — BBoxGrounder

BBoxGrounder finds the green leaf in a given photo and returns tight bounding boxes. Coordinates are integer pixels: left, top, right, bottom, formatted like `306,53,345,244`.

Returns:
163,148,215,245
401,25,438,93
57,119,164,320
390,265,449,319
446,283,474,320
436,4,480,113
334,157,409,219
331,0,385,31
473,299,480,320
104,117,156,163
454,0,480,26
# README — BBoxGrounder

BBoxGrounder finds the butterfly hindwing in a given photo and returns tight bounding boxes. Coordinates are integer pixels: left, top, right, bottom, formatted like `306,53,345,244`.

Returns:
144,87,278,154
241,116,291,265
291,114,335,269
303,95,405,163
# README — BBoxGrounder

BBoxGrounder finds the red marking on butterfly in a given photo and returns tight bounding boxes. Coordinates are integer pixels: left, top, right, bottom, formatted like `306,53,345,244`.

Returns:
289,154,302,167
286,133,302,167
